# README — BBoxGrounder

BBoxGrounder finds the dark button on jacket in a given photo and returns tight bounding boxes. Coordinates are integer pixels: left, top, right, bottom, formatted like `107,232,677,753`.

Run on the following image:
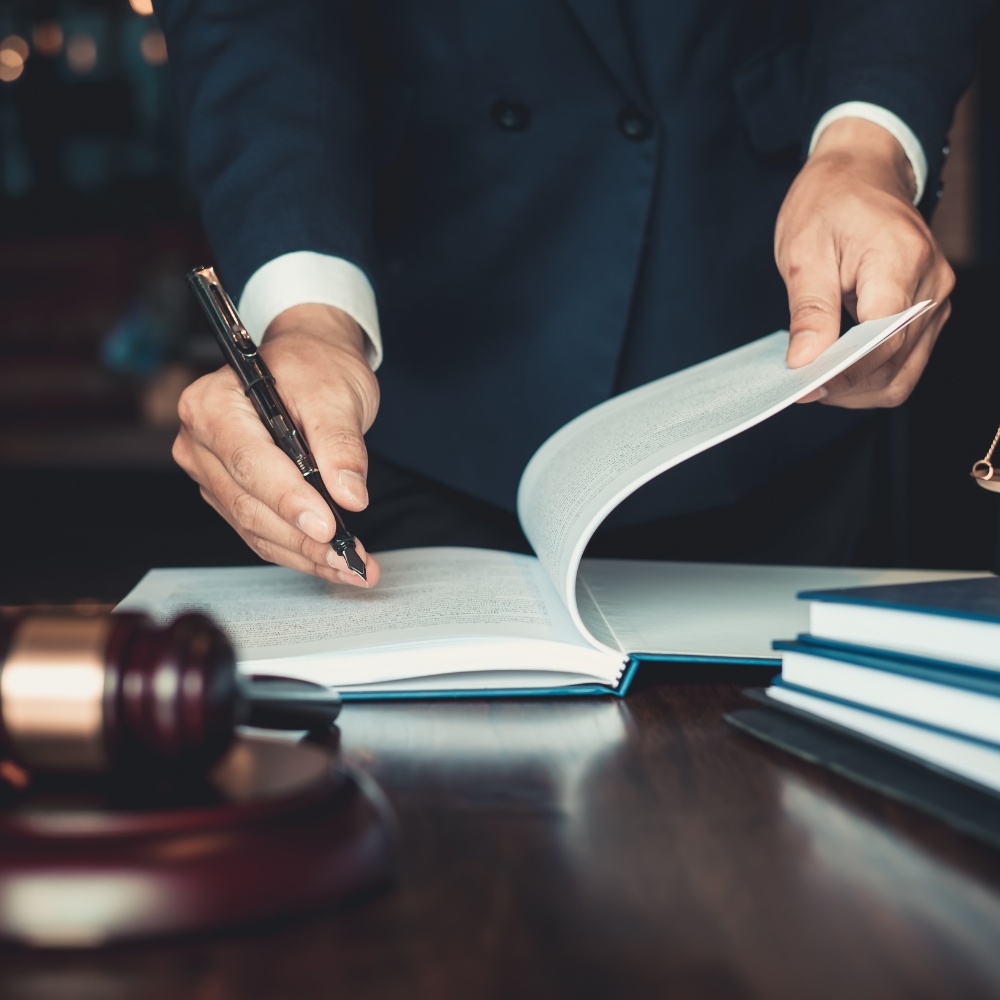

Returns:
618,105,653,140
491,99,530,131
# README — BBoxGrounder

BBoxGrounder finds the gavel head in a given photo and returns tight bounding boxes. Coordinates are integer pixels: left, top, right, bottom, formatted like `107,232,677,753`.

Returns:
0,612,240,776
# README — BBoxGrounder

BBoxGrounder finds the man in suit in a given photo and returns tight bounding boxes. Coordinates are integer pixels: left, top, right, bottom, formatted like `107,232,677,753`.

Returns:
156,1,986,587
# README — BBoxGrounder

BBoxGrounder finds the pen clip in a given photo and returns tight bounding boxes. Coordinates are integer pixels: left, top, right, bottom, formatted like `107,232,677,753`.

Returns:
190,266,257,356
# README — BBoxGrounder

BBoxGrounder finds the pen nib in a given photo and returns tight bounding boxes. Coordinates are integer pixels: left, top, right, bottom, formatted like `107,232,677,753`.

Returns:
337,541,368,581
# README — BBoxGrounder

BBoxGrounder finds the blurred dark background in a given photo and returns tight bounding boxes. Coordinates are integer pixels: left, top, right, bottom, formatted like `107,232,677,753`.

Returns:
1,1,1000,604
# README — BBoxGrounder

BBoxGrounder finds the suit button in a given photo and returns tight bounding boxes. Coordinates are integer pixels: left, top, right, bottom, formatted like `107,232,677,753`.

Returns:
491,99,530,132
618,105,652,140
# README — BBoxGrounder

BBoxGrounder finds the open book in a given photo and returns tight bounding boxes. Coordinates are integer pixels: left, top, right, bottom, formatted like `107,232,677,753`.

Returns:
119,303,959,698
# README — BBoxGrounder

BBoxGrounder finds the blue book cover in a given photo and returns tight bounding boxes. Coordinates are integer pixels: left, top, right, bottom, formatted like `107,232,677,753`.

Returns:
771,636,1000,749
797,575,1000,623
774,637,1000,697
340,653,780,701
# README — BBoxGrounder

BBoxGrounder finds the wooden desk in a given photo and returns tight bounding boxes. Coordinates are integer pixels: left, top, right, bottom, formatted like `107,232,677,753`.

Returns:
1,683,999,998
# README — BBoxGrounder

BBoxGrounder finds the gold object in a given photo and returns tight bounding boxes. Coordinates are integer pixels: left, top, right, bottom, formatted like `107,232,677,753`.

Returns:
971,424,1000,492
0,616,112,772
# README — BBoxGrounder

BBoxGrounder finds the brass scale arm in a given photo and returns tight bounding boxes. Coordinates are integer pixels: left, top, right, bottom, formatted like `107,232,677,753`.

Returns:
972,424,1000,492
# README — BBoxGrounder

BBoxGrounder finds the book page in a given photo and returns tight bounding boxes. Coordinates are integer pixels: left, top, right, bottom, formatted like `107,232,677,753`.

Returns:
117,548,594,663
575,560,973,661
516,303,933,649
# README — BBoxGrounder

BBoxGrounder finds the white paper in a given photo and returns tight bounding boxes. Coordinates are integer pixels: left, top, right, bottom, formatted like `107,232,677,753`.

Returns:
767,685,1000,795
117,548,619,688
516,303,934,649
780,648,1000,745
576,560,978,660
809,601,1000,671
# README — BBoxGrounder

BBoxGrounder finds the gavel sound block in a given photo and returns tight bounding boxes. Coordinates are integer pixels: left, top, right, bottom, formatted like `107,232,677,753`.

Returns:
0,612,395,948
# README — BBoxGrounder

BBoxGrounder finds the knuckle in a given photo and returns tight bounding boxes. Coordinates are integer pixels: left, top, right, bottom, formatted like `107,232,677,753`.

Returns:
878,330,907,361
294,531,317,559
230,489,262,534
315,427,368,465
363,374,381,423
789,294,836,322
836,366,862,393
176,390,195,430
779,247,811,279
248,534,278,564
177,368,236,435
880,379,913,408
872,364,897,392
902,230,935,271
337,359,381,426
176,377,207,428
171,432,191,470
342,352,378,389
229,443,261,490
939,263,956,299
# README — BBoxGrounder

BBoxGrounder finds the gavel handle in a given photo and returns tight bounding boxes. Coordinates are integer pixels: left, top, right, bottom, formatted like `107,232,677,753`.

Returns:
244,678,342,731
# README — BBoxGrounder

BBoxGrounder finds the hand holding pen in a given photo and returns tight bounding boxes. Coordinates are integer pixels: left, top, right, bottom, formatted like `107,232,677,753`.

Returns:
174,268,380,588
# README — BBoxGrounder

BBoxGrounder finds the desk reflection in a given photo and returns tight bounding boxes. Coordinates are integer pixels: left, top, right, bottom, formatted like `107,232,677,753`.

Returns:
779,773,1000,977
337,698,631,821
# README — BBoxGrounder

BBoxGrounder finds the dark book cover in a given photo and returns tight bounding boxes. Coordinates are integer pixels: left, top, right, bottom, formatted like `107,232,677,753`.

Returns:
798,575,1000,623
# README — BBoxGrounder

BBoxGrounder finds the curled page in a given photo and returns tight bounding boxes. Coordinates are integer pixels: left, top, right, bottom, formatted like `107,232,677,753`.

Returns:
516,302,935,651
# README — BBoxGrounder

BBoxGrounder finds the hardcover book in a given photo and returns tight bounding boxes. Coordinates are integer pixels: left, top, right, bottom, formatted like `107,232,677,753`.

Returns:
119,305,950,698
800,575,1000,670
773,638,1000,746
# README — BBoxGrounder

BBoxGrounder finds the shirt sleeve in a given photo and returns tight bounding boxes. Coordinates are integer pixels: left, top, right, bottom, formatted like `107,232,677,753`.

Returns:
238,251,383,371
801,0,987,217
808,101,928,204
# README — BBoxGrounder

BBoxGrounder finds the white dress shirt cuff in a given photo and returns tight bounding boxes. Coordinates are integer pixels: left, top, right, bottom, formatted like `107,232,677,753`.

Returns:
238,251,383,370
808,101,928,204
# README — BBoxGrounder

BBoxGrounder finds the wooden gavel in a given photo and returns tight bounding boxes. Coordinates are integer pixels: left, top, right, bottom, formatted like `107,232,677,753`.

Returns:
0,611,340,776
0,614,392,949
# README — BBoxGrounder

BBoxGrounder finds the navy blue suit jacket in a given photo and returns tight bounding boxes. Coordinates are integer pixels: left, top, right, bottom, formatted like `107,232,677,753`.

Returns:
157,0,985,516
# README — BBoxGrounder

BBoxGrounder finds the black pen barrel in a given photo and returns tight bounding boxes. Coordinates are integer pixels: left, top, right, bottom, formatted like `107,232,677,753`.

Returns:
186,265,367,580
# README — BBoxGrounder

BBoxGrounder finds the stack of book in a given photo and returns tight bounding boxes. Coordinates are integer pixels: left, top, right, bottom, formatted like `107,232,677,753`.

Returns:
729,575,1000,845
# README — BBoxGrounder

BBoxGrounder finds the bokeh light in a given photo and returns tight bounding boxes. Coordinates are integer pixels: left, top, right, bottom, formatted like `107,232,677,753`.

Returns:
33,21,64,58
0,49,25,84
0,37,27,83
139,28,167,66
1,35,29,60
128,0,155,15
66,33,98,74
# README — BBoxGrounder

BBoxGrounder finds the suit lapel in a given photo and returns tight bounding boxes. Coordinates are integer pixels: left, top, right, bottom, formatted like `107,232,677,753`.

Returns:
561,0,644,100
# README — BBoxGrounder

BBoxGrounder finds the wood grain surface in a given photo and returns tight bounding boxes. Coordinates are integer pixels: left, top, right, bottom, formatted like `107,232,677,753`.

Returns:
1,682,998,999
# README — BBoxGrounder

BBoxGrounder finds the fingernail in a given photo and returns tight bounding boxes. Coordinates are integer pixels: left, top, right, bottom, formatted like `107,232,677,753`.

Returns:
338,469,369,507
788,330,820,367
297,510,330,542
796,385,829,405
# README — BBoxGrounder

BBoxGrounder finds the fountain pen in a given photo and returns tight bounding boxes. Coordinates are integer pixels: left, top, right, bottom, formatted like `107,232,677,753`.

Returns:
187,266,367,580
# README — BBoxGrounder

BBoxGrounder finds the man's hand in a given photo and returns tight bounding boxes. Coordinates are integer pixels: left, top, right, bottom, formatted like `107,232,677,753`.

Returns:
173,304,381,587
775,117,954,406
